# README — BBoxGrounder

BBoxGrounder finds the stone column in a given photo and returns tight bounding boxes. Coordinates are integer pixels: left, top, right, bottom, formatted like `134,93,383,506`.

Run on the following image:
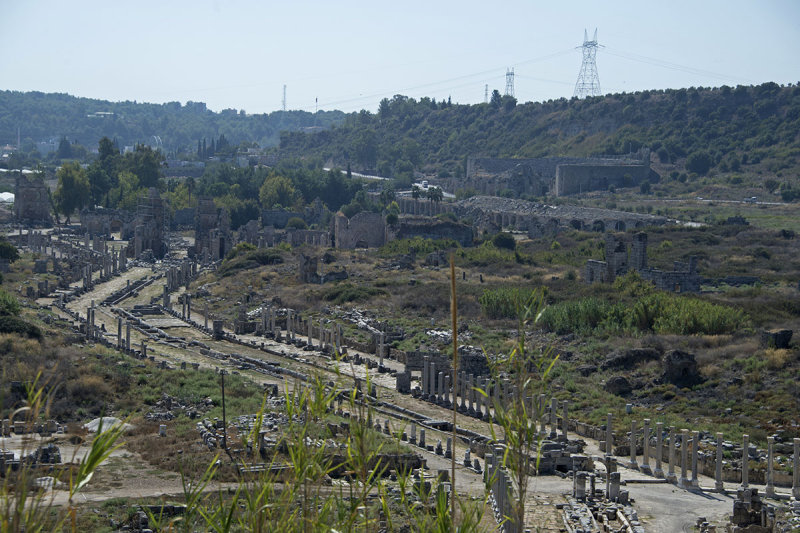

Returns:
204,302,209,329
539,394,547,436
460,371,467,410
422,356,429,396
793,438,800,499
186,294,191,321
691,431,700,487
549,398,558,439
467,374,474,414
428,362,436,402
667,426,677,483
628,420,638,469
163,285,170,308
715,432,725,492
437,371,444,404
561,400,569,440
117,317,123,349
419,429,426,449
641,419,652,474
141,341,147,358
443,374,450,406
125,322,131,351
679,429,689,488
606,413,613,455
765,437,775,498
409,422,416,445
654,422,664,477
307,319,312,347
741,434,749,489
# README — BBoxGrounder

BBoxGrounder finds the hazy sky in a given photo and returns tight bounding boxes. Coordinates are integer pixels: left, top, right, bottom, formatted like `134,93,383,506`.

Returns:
2,0,798,114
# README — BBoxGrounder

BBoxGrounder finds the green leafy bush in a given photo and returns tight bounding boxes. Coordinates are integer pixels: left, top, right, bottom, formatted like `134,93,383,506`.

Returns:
0,315,42,338
322,283,386,305
0,289,20,316
479,287,548,319
539,292,748,336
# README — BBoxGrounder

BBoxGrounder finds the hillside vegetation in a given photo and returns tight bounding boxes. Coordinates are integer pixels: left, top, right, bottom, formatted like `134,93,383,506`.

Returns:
0,91,344,152
279,83,800,194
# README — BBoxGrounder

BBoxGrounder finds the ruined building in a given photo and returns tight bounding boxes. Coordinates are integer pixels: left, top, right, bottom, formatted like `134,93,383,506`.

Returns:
192,196,233,261
127,188,167,259
332,212,386,249
585,232,701,293
14,174,52,226
444,149,655,198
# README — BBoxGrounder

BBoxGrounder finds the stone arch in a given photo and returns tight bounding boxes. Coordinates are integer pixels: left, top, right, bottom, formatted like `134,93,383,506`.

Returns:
570,219,583,230
613,221,626,231
591,220,605,232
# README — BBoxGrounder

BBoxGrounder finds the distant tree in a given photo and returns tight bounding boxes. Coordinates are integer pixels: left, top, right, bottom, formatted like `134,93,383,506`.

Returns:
259,175,298,209
86,163,111,206
286,216,308,230
502,95,517,111
378,98,391,120
98,136,118,161
379,184,395,207
764,178,779,193
426,186,443,204
56,137,72,159
490,90,502,109
686,151,712,175
411,185,421,200
123,144,163,188
0,239,20,264
54,161,90,223
186,176,196,202
492,232,516,250
639,180,651,194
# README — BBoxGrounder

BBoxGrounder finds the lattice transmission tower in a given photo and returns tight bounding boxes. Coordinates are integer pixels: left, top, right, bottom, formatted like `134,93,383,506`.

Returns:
573,29,602,98
505,68,515,98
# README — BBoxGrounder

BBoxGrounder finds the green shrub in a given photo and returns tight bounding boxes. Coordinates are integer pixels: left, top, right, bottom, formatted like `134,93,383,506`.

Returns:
0,315,42,338
539,291,748,336
0,289,20,316
322,283,386,305
378,237,457,256
492,232,516,251
286,217,308,230
479,287,546,319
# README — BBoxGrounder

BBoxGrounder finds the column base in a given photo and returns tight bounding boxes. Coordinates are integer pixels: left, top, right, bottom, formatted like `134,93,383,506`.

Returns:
679,477,691,489
627,460,639,470
764,485,775,499
715,481,725,493
653,467,664,478
640,464,652,476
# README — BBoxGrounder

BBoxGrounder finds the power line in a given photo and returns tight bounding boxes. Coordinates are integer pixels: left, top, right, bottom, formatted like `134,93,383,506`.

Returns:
603,47,754,84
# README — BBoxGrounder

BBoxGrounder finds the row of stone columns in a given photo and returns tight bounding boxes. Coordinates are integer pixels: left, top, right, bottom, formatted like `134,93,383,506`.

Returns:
615,412,800,496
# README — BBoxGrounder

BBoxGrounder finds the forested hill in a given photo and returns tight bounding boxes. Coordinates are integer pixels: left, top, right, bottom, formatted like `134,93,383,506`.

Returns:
279,83,800,185
0,91,345,152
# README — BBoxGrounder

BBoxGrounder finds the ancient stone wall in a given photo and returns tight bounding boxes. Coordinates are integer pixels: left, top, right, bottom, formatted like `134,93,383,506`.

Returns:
389,217,473,247
585,232,701,293
455,150,654,198
332,212,386,249
14,175,52,226
554,162,651,196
